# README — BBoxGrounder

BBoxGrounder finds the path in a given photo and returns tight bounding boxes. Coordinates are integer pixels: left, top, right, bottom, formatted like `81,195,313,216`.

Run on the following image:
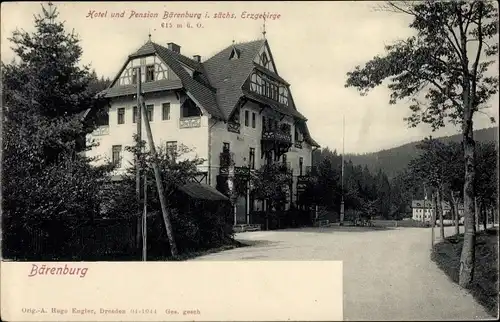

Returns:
191,225,494,320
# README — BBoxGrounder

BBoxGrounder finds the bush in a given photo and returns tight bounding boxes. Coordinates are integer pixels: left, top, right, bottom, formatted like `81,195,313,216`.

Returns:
431,228,499,316
146,201,234,257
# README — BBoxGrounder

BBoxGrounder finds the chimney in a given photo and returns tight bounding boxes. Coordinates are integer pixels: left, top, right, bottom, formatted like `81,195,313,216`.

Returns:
193,55,201,62
167,42,180,53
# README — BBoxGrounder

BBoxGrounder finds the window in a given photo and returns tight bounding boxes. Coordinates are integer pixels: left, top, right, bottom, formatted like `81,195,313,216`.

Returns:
112,145,122,167
244,110,249,127
146,105,154,122
133,106,138,123
223,142,230,153
262,116,266,130
271,84,279,101
279,87,289,105
146,65,155,82
252,112,256,128
117,108,125,124
229,48,240,60
282,153,287,164
249,148,255,169
299,157,303,176
166,141,177,161
131,69,138,85
162,103,171,120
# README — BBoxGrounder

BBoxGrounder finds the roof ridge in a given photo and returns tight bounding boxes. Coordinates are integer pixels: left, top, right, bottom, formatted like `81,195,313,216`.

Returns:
204,38,266,62
153,42,202,65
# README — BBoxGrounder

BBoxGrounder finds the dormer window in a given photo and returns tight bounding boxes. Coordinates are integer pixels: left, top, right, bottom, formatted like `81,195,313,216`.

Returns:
146,65,155,82
131,69,138,85
229,47,240,60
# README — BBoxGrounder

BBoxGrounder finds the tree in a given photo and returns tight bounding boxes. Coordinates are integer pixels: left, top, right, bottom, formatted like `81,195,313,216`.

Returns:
103,140,233,255
389,171,413,220
408,137,449,239
374,170,392,219
475,141,498,229
345,1,498,287
251,163,293,213
1,3,112,257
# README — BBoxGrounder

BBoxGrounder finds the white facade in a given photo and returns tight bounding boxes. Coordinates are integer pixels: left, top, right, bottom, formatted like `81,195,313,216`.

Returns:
411,201,465,222
85,39,318,225
412,207,433,222
87,92,209,177
87,95,313,189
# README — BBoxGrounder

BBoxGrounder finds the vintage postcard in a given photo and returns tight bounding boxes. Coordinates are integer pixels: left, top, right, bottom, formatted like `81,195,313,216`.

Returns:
1,1,498,321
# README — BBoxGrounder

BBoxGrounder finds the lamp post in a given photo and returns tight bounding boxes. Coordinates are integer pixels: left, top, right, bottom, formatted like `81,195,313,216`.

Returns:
340,115,345,226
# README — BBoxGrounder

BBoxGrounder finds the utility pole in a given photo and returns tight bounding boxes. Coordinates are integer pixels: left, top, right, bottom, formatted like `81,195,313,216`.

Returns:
142,172,147,261
139,95,178,256
135,67,142,256
340,115,345,226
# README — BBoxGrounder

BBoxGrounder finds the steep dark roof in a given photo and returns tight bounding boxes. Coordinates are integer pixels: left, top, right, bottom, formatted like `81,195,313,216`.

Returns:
203,39,266,119
242,89,306,120
300,121,320,148
179,182,229,201
104,79,183,98
104,40,224,119
98,39,319,146
152,42,223,118
253,63,289,86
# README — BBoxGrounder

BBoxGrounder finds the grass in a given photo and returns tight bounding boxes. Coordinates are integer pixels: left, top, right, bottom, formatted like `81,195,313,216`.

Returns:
431,227,499,317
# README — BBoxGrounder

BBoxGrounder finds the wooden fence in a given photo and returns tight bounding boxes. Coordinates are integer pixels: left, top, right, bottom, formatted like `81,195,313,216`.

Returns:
3,218,139,261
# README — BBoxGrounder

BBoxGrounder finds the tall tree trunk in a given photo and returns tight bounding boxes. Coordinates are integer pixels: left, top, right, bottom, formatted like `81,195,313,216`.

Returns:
431,192,437,248
474,197,480,231
437,186,444,241
459,110,476,288
451,191,460,236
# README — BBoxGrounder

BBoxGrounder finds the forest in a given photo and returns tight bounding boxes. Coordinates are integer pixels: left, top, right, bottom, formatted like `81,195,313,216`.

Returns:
310,128,498,221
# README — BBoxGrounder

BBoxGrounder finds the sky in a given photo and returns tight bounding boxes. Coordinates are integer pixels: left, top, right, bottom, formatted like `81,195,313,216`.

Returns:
1,1,498,154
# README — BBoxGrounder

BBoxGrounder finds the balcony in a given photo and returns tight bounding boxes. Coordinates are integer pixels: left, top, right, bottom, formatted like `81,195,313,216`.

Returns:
297,166,317,181
219,152,251,177
262,162,293,175
262,128,292,144
179,116,201,129
227,122,241,134
91,126,109,136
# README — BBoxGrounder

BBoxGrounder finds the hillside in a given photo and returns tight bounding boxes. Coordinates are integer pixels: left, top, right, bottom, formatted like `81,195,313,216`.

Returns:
345,126,499,180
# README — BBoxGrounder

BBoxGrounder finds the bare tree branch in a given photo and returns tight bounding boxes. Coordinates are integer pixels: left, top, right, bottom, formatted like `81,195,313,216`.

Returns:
464,2,477,34
445,24,466,61
471,2,484,108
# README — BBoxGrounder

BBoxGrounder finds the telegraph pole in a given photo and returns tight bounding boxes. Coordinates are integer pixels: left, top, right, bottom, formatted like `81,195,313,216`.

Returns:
340,115,345,226
135,67,143,258
139,95,178,256
142,172,147,261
